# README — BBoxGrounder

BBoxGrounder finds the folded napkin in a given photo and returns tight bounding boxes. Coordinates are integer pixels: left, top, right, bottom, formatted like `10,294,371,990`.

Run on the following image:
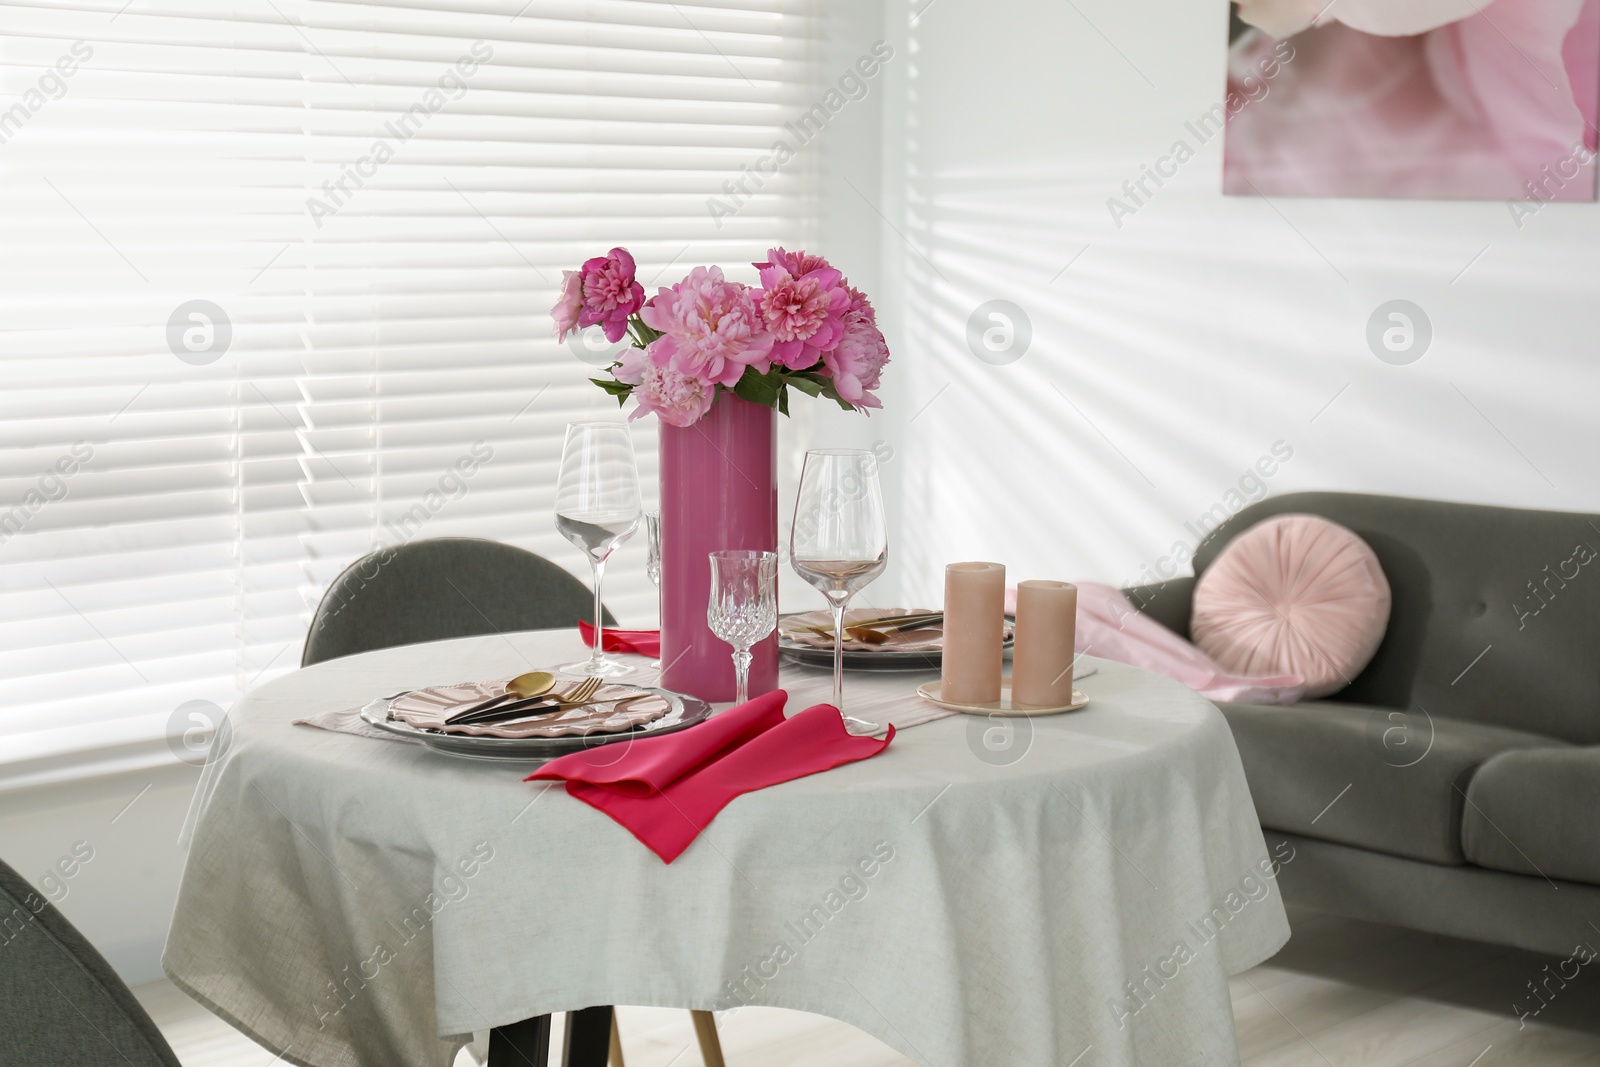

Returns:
525,690,894,863
578,619,661,657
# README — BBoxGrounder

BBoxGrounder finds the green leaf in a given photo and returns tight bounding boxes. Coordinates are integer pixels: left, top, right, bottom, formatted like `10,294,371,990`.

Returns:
777,383,789,416
785,373,826,398
731,365,782,408
589,378,634,397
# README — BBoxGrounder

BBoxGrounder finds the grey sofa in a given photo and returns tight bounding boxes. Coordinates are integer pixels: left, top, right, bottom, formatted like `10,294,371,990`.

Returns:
1127,492,1600,957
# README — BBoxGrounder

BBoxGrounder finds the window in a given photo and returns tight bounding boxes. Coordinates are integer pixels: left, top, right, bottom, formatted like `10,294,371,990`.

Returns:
0,0,813,785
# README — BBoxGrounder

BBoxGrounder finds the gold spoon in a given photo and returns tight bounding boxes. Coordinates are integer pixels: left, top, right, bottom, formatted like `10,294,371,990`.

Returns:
506,670,557,699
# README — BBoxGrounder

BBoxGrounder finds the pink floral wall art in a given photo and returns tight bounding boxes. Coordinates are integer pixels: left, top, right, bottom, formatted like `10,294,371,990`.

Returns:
1223,0,1600,204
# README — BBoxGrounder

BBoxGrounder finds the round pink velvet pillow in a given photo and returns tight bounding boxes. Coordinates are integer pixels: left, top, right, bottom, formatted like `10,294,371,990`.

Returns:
1191,514,1391,699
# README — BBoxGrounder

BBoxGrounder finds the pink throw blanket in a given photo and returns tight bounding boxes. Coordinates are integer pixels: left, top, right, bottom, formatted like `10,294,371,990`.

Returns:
1006,581,1304,705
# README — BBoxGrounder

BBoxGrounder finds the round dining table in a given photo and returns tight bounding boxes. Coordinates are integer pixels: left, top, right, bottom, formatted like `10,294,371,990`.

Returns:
164,628,1290,1067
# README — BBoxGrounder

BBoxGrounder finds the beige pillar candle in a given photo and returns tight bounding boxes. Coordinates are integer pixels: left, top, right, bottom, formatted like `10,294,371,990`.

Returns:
1010,580,1078,707
941,562,1006,704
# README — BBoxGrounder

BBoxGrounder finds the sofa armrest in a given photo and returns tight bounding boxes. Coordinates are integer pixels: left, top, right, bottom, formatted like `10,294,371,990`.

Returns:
1121,577,1194,640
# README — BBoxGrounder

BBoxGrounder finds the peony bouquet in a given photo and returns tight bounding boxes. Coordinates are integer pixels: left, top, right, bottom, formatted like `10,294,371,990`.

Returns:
552,246,890,427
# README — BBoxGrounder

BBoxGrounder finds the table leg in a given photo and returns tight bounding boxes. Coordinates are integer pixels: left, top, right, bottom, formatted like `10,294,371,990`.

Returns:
609,1013,626,1067
488,1014,552,1067
690,1010,725,1067
562,1006,614,1067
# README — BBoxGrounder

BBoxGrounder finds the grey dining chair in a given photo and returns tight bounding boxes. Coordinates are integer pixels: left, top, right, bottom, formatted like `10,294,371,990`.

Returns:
302,536,616,667
0,853,183,1067
301,536,724,1067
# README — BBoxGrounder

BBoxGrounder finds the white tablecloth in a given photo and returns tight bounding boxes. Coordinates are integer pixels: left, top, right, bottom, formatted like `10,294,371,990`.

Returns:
164,630,1289,1067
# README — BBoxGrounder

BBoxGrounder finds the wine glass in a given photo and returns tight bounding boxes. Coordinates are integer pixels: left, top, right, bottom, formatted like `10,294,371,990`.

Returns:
555,422,642,677
789,449,887,723
644,510,662,668
706,550,778,705
644,511,662,589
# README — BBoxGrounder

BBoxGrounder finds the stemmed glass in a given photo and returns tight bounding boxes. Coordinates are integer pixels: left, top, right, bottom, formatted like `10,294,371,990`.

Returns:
706,550,778,705
644,510,662,669
554,422,642,677
789,449,888,721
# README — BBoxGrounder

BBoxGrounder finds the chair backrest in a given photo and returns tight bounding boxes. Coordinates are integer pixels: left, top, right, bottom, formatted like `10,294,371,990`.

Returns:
302,537,615,666
1190,492,1600,743
0,854,182,1067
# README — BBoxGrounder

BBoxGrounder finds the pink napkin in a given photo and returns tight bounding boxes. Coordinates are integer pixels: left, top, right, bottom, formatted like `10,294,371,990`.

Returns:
524,691,895,862
577,619,661,657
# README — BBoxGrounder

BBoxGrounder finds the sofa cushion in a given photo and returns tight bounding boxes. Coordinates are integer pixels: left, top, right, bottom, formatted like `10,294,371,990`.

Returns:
1193,514,1391,698
1219,700,1561,865
1461,746,1600,885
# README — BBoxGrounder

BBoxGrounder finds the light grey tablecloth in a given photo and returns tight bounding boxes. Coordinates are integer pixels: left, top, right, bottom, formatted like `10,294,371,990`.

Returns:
164,630,1289,1067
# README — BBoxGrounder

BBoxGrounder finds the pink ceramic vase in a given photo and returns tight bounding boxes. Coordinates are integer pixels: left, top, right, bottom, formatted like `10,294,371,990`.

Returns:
659,393,779,701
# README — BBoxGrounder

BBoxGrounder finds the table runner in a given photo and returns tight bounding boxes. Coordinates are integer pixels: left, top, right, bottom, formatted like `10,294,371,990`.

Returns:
166,629,1289,1067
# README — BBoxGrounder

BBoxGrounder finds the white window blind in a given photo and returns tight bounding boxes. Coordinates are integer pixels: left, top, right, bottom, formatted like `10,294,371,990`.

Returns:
0,0,813,785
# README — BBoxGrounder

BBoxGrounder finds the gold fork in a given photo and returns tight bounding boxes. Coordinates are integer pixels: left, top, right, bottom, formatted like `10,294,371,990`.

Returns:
554,676,604,706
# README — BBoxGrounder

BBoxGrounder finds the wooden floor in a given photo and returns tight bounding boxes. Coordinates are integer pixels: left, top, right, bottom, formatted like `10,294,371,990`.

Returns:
135,908,1600,1066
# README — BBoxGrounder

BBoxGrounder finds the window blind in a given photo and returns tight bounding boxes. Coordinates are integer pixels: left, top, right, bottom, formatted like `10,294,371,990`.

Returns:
0,0,813,786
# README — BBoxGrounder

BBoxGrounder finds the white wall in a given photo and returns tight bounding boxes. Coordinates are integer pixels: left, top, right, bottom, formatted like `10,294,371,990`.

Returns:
855,0,1600,605
0,763,198,984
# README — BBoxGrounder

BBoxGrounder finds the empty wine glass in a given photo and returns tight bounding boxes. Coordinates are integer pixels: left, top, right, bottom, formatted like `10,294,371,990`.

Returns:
707,550,778,705
789,449,887,724
555,422,642,677
644,511,662,587
644,510,662,668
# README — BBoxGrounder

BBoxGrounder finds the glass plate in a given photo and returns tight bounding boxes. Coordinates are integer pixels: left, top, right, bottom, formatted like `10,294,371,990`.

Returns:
359,686,712,762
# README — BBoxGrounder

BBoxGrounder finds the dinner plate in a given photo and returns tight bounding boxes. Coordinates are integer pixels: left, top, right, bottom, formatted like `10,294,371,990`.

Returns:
777,611,1015,673
359,686,713,761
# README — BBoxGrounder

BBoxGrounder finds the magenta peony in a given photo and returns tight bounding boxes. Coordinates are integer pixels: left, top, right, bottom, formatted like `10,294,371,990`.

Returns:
615,346,716,427
552,270,583,342
639,266,774,387
576,247,645,343
754,249,850,370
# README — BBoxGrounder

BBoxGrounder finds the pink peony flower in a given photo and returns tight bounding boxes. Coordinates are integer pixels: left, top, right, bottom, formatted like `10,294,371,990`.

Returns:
639,266,774,387
759,246,834,277
842,284,877,327
754,250,850,370
577,247,645,343
824,292,890,410
552,270,583,342
615,347,716,427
